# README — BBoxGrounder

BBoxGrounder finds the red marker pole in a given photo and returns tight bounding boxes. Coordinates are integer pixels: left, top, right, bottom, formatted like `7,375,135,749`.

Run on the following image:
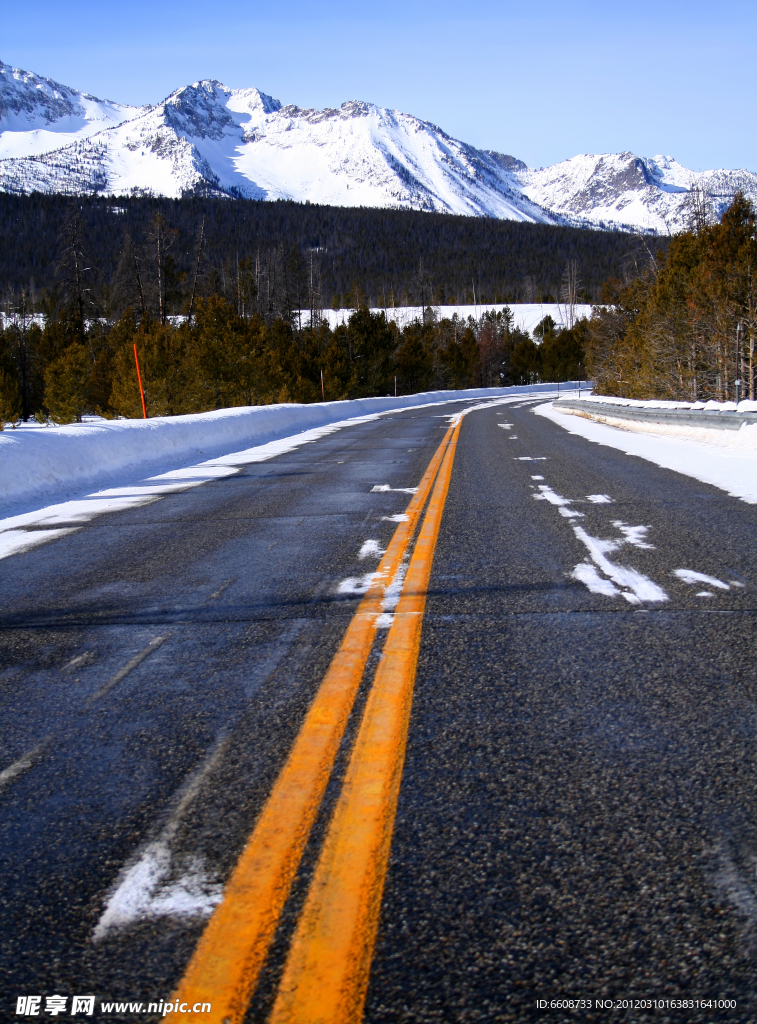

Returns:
395,376,397,398
321,369,325,402
133,343,147,419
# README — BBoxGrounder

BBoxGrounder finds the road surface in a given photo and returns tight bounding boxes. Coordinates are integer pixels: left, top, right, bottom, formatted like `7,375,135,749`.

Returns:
1,397,755,1022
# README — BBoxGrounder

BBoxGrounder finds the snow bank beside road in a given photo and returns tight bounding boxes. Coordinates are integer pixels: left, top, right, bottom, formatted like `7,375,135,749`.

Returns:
1,384,568,512
537,401,757,504
552,394,757,414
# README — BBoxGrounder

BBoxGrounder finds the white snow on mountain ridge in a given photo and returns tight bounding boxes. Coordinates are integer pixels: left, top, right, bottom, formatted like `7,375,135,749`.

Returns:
0,60,141,159
1,60,755,235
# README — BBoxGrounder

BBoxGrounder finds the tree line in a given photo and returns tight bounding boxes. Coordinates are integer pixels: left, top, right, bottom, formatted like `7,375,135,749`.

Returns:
0,194,598,425
0,297,587,425
585,193,757,401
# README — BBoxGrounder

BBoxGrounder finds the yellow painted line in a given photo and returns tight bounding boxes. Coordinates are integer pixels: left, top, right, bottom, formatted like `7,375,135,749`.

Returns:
269,416,462,1024
165,423,456,1024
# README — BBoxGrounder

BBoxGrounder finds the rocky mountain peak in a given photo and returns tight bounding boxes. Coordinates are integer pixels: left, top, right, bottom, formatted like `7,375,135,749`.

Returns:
0,60,84,124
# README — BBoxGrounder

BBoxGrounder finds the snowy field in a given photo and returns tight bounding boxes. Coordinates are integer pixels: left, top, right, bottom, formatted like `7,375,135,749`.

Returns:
300,303,594,334
0,304,590,337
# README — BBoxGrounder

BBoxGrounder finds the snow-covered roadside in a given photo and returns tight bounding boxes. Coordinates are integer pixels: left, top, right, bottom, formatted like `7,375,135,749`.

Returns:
0,413,383,561
537,402,757,504
1,384,568,514
0,387,567,561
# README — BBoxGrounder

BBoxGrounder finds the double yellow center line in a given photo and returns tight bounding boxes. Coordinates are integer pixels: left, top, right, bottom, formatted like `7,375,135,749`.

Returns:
167,416,463,1024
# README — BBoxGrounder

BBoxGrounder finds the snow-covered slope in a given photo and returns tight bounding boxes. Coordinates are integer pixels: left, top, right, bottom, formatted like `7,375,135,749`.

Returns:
516,152,757,233
225,98,550,220
1,60,755,234
0,60,141,160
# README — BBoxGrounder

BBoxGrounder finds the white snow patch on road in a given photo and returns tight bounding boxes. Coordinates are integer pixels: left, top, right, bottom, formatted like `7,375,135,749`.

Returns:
94,732,229,938
359,539,385,559
382,514,409,523
338,549,408,627
674,569,730,590
373,554,411,629
93,843,221,939
533,484,584,518
146,858,223,917
572,524,668,605
337,572,379,595
611,522,655,549
371,484,418,494
572,563,622,598
379,556,409,616
526,470,667,604
587,494,613,504
536,401,757,504
94,842,170,937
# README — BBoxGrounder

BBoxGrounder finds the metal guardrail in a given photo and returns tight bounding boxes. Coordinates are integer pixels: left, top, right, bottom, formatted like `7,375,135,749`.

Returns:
550,382,591,396
554,398,757,431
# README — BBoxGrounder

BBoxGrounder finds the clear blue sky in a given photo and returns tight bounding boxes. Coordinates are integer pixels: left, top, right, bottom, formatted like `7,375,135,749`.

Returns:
2,0,755,172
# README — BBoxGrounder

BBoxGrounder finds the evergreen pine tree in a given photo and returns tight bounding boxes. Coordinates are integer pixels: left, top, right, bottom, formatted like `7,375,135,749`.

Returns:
44,343,92,423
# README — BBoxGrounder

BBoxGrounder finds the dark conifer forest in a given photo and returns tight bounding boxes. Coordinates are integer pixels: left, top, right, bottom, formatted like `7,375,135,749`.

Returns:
0,193,650,312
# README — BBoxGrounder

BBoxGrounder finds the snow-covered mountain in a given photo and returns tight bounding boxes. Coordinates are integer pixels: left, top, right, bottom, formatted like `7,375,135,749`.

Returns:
1,60,755,234
518,152,757,233
0,74,550,222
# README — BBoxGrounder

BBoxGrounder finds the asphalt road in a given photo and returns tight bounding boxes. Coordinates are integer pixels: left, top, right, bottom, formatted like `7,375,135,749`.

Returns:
1,398,756,1023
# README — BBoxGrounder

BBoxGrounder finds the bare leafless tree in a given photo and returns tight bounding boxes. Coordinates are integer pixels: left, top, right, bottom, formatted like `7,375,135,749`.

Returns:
148,214,175,325
560,260,581,329
56,203,95,326
186,217,205,324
